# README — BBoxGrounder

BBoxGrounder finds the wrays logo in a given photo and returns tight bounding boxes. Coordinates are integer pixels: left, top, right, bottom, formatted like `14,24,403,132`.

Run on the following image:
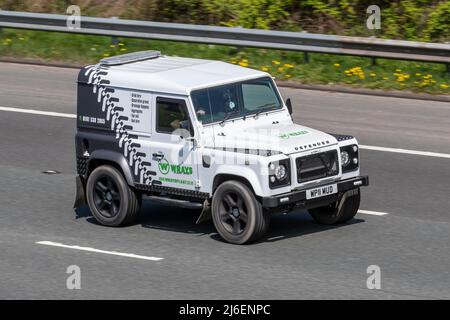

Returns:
158,159,193,175
279,130,309,139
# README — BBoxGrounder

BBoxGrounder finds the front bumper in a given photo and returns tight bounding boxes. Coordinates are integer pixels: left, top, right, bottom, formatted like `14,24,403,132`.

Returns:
261,176,369,208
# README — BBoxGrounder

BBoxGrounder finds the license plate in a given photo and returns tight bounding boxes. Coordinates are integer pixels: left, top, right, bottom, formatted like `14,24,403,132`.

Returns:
306,183,337,200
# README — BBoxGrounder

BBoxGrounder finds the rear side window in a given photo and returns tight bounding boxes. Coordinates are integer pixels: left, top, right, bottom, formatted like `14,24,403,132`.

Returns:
156,98,190,134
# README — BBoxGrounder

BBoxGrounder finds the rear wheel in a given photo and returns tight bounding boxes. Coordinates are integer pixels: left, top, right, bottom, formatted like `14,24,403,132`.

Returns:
308,188,360,225
211,180,269,244
86,165,141,227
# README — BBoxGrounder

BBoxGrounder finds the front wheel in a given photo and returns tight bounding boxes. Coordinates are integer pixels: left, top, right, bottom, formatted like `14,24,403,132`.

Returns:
211,180,270,244
308,188,360,225
86,165,141,227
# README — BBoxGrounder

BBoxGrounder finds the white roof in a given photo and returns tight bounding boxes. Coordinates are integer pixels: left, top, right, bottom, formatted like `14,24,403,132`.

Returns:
98,55,269,95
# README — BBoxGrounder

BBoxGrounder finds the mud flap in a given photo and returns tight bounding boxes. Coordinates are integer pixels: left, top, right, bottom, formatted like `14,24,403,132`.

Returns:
73,176,87,208
196,199,212,224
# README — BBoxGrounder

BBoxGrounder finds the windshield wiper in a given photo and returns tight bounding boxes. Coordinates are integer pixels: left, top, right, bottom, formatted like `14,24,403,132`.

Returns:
254,103,278,117
219,111,235,125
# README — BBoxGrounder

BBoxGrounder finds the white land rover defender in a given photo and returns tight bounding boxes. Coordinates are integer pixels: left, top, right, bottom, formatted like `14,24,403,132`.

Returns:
74,51,369,244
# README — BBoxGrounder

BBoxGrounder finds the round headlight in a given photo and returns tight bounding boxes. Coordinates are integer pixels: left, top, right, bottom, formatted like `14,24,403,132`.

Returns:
341,151,350,166
274,164,287,180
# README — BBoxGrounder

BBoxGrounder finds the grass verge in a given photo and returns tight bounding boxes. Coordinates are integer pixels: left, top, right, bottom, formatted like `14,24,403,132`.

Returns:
1,29,449,94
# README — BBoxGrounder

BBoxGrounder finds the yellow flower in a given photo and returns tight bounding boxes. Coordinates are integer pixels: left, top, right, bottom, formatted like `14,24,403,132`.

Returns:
118,43,125,46
260,66,269,72
120,48,127,52
415,73,421,76
272,60,280,65
395,69,401,72
277,67,285,73
440,84,449,89
231,60,237,64
109,44,115,48
370,73,376,77
103,53,110,57
383,77,389,80
284,63,294,68
238,61,249,67
334,63,340,67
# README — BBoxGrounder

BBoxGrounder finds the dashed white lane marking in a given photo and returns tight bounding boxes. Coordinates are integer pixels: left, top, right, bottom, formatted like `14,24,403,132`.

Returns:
360,145,450,159
0,106,76,118
36,241,164,261
358,210,390,216
2,105,450,159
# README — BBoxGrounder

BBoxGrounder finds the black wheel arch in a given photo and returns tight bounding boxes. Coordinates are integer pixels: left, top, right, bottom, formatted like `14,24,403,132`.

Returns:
87,150,135,186
212,174,258,199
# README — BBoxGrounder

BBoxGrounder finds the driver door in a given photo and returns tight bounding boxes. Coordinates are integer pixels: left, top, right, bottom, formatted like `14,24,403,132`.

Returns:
150,96,199,191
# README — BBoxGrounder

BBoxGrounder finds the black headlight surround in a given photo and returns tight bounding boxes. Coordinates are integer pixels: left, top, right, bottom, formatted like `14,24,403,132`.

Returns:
340,144,359,173
268,158,291,189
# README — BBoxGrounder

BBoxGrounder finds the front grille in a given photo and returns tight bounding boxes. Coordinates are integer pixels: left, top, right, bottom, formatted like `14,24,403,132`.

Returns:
296,150,338,183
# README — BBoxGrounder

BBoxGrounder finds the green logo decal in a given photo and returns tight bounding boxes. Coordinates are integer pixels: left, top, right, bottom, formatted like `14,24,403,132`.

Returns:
279,130,309,139
158,158,170,175
158,158,193,176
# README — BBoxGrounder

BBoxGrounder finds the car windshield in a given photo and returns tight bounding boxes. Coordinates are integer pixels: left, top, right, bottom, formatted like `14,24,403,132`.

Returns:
191,77,282,124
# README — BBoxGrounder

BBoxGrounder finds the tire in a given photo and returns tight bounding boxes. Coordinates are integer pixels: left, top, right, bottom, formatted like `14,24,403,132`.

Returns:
86,165,141,227
211,180,270,244
308,188,360,225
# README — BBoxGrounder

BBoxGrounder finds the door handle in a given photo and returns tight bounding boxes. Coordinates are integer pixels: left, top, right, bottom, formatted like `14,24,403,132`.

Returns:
152,152,164,160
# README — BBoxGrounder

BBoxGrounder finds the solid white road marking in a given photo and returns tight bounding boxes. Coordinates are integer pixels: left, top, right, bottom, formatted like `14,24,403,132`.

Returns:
0,106,76,118
360,145,450,159
1,105,450,159
358,210,389,216
36,241,164,261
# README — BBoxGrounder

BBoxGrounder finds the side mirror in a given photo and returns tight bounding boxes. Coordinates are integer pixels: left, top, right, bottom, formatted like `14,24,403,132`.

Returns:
286,98,293,115
186,136,197,147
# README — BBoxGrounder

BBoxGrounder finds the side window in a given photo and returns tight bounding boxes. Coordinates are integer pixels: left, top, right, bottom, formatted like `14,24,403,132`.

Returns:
156,98,191,134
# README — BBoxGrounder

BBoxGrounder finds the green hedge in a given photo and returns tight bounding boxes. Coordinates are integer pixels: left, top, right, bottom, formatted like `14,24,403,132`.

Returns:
0,0,449,42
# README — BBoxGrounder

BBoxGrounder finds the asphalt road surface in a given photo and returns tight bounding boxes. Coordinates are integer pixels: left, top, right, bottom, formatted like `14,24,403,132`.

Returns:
0,62,449,299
